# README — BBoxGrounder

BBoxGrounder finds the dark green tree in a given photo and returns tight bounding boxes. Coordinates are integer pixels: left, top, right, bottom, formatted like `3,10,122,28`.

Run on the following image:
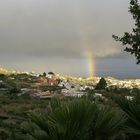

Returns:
113,0,140,64
43,72,46,77
95,78,107,90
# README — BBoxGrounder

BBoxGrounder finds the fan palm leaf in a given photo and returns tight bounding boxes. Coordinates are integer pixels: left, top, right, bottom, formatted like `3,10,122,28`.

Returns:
113,94,140,138
21,99,96,140
21,98,126,140
88,106,126,140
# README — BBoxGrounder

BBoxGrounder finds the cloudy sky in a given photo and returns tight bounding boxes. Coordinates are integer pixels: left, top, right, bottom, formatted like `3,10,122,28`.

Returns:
0,0,139,78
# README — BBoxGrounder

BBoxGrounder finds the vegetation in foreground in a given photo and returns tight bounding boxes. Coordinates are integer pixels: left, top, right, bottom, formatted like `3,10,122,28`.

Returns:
0,92,140,140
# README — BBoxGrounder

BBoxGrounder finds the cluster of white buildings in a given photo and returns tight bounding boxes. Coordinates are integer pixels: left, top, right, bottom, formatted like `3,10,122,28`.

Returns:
54,76,140,98
106,78,140,89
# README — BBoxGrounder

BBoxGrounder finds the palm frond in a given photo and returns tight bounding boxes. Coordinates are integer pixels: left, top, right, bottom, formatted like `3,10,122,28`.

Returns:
113,95,140,137
88,106,126,140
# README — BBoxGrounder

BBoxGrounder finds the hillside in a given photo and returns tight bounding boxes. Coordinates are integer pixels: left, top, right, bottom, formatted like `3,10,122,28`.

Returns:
0,68,16,75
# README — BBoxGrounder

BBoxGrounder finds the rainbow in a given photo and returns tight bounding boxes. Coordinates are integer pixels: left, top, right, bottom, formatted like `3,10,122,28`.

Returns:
73,4,96,77
85,52,95,77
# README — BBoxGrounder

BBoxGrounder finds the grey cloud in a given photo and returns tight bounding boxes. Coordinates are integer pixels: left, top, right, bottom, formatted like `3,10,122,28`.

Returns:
0,0,139,77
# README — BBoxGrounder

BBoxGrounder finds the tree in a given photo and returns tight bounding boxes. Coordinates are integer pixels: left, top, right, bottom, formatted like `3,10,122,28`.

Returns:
95,78,107,90
113,0,140,64
43,72,46,77
48,72,55,75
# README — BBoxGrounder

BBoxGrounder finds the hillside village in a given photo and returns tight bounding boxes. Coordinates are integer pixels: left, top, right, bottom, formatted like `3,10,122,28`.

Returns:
0,68,140,99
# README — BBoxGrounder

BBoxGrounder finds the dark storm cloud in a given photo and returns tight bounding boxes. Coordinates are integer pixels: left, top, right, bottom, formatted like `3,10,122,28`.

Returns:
0,0,139,77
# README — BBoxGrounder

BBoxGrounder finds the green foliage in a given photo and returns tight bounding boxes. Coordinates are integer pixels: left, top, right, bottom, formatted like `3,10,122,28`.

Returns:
0,128,11,140
43,72,46,77
21,99,94,140
88,107,126,140
21,98,126,140
0,74,7,80
95,78,107,90
131,88,140,94
0,93,51,140
1,87,140,140
48,72,55,75
107,87,131,95
113,94,140,139
113,0,140,64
